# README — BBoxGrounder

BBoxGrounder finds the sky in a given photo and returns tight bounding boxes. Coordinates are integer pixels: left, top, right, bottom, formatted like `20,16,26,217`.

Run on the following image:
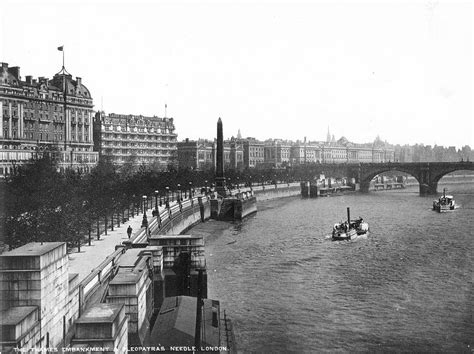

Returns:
1,0,472,148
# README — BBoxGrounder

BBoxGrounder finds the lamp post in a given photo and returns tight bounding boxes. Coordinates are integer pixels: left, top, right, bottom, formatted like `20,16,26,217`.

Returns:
177,184,181,201
205,180,208,195
154,190,159,216
165,186,170,209
189,182,193,199
131,194,135,217
141,195,148,228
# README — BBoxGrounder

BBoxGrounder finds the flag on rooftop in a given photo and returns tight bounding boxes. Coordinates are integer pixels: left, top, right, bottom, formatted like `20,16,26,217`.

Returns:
57,46,64,51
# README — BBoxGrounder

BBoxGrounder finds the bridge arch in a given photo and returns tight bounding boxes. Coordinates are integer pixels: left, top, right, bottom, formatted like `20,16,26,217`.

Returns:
356,162,474,195
358,166,420,193
429,167,474,192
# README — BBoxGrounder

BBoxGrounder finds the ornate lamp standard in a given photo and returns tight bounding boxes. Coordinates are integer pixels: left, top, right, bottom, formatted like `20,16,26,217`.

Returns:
177,183,181,201
205,180,208,195
189,182,193,199
141,195,148,228
131,194,136,217
154,190,159,216
165,186,170,208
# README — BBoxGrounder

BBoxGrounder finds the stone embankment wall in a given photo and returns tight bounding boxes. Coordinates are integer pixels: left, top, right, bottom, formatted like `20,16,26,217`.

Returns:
69,184,300,346
79,183,301,311
252,182,302,201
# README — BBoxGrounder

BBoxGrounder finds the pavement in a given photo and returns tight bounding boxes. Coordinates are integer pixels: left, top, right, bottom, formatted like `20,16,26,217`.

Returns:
66,185,289,282
68,204,170,282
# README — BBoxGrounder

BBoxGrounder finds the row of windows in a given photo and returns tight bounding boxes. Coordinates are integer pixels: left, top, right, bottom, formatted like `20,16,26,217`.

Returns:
2,131,90,142
101,133,176,141
3,110,91,123
102,142,175,148
250,151,264,158
103,149,175,156
109,156,172,163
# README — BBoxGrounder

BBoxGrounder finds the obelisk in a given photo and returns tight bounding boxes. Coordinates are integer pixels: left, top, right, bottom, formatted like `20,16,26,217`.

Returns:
215,117,226,197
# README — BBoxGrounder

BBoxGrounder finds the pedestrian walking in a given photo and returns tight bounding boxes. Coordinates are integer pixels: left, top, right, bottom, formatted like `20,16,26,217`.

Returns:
127,225,132,238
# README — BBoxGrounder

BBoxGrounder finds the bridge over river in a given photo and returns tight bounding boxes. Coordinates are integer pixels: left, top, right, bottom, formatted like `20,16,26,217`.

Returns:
310,161,474,195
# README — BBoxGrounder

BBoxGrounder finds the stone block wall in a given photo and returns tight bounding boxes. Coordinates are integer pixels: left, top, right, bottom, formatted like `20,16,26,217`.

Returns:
71,303,128,352
0,242,69,348
106,268,152,345
0,306,41,349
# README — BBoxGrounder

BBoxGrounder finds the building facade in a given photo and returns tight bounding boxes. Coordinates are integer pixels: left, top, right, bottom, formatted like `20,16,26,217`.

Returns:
263,139,292,167
177,139,215,171
177,138,243,171
0,62,98,176
93,112,177,169
290,136,395,165
290,139,321,164
242,137,265,168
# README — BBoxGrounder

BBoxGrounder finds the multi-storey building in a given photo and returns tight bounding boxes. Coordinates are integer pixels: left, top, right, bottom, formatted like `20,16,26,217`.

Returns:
0,62,98,176
242,137,264,169
177,138,243,171
264,139,292,167
291,139,321,164
177,139,215,171
93,112,177,169
290,136,395,165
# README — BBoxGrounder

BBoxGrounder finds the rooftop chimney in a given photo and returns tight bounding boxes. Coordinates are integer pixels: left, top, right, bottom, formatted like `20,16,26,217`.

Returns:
76,77,82,86
26,76,33,85
8,66,20,80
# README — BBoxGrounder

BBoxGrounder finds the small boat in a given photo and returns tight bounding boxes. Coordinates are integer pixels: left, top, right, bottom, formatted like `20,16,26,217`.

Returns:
332,207,369,241
432,188,456,212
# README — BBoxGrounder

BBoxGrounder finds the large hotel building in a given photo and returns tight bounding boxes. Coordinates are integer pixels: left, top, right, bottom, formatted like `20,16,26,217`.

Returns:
93,112,178,169
1,60,396,175
0,62,98,176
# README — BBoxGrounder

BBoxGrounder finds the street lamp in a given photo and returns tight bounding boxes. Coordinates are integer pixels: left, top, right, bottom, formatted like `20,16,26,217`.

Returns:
154,190,159,216
131,194,136,217
177,183,181,201
205,180,208,195
189,182,193,199
165,186,170,208
141,195,148,228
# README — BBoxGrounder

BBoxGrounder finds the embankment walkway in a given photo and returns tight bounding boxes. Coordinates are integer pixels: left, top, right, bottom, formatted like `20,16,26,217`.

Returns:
68,182,301,282
68,204,167,282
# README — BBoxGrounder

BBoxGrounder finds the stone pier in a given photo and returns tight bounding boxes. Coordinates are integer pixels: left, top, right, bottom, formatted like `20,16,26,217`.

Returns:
0,242,70,349
71,303,128,352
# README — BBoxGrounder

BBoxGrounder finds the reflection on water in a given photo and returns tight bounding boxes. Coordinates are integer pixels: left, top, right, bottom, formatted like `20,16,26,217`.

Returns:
191,184,474,353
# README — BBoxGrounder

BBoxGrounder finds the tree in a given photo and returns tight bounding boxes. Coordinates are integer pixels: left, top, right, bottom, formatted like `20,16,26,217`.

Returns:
5,155,63,248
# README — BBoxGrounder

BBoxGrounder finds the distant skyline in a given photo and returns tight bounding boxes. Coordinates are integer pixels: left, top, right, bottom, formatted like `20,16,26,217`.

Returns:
1,0,472,148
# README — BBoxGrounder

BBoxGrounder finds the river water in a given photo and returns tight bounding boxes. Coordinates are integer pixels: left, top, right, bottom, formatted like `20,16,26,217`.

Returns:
190,183,474,353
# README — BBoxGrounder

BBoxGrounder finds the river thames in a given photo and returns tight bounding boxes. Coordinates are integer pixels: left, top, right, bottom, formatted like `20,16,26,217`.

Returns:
191,183,474,353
